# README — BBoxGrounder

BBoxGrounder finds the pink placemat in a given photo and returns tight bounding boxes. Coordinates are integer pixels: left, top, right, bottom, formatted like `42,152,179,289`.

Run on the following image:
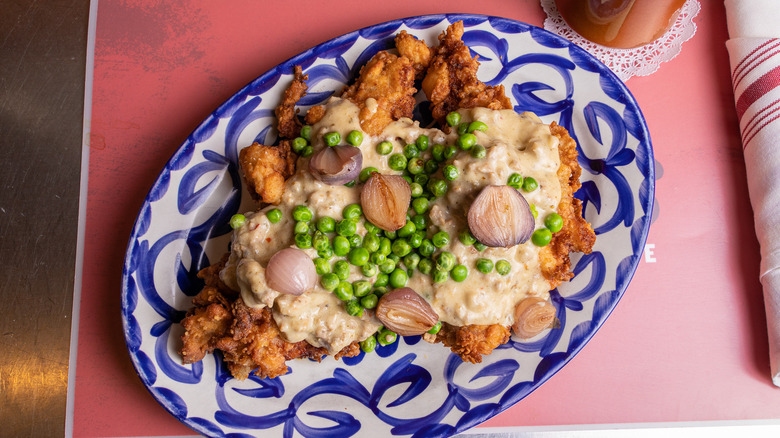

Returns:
72,1,779,436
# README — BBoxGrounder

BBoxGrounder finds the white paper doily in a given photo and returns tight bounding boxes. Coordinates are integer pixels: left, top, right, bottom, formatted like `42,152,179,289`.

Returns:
542,0,701,81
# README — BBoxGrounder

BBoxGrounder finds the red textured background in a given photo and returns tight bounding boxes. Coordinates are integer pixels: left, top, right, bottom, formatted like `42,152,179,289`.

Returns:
76,1,779,436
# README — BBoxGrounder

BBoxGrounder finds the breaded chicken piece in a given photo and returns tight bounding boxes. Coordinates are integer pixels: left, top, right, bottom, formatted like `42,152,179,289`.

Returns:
430,323,511,364
421,22,512,126
238,141,296,205
180,278,361,380
340,51,417,135
196,252,236,298
395,30,432,79
275,66,308,140
540,123,596,288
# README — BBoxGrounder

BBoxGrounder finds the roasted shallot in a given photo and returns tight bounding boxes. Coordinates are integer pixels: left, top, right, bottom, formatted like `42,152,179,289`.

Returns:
309,145,363,185
512,297,557,339
376,287,439,336
467,185,534,247
265,248,317,296
361,173,411,231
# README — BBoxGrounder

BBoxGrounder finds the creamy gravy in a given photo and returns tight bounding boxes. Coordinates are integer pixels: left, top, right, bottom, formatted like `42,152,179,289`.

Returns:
221,97,561,352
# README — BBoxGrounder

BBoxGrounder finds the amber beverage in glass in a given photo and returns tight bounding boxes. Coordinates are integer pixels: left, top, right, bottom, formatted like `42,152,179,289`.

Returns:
555,0,687,48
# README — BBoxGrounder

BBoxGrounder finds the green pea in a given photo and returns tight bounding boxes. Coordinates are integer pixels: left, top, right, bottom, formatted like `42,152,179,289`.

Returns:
313,232,330,252
432,268,449,283
344,179,356,188
545,213,563,233
507,173,523,189
361,262,378,277
410,182,424,198
446,111,461,127
295,233,312,249
334,260,351,281
470,144,486,159
443,145,458,160
418,258,433,275
292,205,312,222
413,173,429,187
384,229,397,239
266,208,282,223
364,221,381,235
407,158,425,175
363,233,380,253
360,335,377,353
361,294,378,309
229,213,246,229
428,178,448,198
292,137,308,153
333,235,350,256
353,280,372,298
294,221,309,234
457,133,477,150
316,216,335,233
428,321,442,334
391,239,411,257
314,257,331,275
377,329,397,346
389,268,408,288
379,259,397,274
467,121,488,133
435,251,456,271
336,219,357,237
457,122,469,135
320,273,339,291
416,135,429,151
376,141,393,155
530,203,538,219
334,281,354,301
411,215,428,230
374,272,389,287
300,125,312,141
443,165,459,181
522,176,539,192
476,258,494,274
419,239,435,258
458,230,476,246
370,251,386,266
387,253,400,264
301,145,314,157
388,153,407,171
346,130,363,146
348,234,362,248
408,231,424,248
323,131,341,146
431,143,446,162
402,175,413,185
474,242,488,252
532,228,552,247
432,231,450,248
495,259,511,275
342,203,363,220
397,221,416,238
404,144,419,159
348,247,370,266
317,246,334,260
424,159,440,174
359,167,378,183
378,237,392,255
451,264,468,282
403,253,420,270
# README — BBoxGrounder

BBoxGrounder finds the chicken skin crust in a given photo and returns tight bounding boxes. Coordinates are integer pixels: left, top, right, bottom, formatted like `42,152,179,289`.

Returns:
238,140,296,205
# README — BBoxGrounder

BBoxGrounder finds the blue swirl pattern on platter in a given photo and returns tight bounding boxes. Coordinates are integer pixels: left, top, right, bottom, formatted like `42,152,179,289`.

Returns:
121,14,653,438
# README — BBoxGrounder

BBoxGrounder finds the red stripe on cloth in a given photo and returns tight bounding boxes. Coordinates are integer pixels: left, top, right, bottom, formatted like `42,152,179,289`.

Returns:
743,110,780,149
736,64,780,120
743,97,780,138
734,45,780,89
733,39,778,83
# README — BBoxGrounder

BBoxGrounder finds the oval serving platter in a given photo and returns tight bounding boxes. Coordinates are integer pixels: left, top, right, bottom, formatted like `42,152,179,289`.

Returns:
121,13,653,438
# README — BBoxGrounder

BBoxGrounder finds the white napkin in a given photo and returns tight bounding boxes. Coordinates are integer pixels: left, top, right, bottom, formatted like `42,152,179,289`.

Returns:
724,0,780,386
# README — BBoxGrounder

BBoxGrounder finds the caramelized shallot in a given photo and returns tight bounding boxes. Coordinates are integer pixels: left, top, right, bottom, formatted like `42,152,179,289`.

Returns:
467,185,534,247
265,248,316,296
361,173,411,231
512,297,557,339
376,287,439,336
309,145,362,185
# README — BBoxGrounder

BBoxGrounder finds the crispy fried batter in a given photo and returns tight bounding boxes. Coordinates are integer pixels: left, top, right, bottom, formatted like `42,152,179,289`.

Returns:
196,252,237,298
431,323,511,363
275,66,308,139
540,123,596,288
340,51,417,135
395,30,432,79
238,141,296,205
421,22,512,126
304,104,326,125
179,282,360,380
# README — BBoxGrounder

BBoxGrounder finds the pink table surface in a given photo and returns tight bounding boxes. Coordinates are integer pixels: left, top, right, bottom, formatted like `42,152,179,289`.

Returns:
73,1,780,436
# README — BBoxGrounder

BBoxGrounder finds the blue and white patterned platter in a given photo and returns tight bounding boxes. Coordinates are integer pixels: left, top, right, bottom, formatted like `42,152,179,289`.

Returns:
121,14,653,438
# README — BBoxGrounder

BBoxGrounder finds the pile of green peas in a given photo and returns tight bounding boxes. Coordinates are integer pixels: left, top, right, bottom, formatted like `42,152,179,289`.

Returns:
503,173,564,248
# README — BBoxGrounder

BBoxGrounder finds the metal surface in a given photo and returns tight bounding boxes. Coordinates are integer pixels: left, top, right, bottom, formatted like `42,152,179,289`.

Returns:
0,0,90,436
